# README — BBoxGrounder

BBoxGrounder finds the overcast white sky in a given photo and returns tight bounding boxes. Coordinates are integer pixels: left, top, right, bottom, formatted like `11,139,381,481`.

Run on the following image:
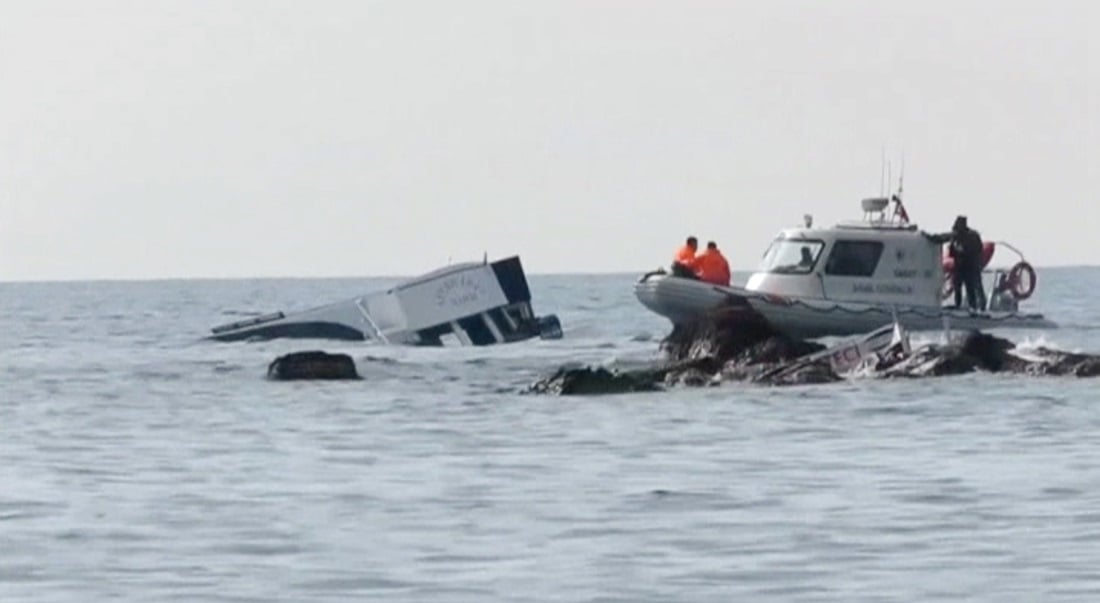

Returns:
1,0,1096,280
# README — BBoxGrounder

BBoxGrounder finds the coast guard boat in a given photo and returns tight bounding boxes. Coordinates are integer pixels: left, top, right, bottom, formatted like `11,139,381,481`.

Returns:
209,255,562,346
635,195,1055,339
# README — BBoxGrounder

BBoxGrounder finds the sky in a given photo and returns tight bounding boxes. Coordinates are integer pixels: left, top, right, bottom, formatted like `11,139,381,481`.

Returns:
1,0,1097,280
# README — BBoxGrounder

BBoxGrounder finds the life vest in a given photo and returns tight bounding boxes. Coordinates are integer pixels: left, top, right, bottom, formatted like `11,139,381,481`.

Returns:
674,245,698,265
695,250,731,285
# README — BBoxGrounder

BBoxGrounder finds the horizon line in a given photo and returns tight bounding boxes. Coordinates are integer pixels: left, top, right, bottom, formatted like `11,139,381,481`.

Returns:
2,264,1099,285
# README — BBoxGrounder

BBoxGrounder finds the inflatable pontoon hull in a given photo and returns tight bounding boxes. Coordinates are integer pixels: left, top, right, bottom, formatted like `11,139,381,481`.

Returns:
635,273,1056,340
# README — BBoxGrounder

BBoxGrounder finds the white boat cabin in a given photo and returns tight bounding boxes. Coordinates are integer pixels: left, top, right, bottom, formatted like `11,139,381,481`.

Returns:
745,197,945,307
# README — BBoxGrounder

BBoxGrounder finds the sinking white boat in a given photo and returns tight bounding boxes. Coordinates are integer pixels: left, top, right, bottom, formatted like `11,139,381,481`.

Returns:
210,256,562,346
636,195,1056,339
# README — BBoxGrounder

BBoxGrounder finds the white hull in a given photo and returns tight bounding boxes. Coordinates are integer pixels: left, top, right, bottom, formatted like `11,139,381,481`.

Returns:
210,256,562,346
635,274,1056,339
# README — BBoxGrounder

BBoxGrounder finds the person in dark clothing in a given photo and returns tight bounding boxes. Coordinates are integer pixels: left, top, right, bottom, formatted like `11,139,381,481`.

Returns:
947,216,986,311
967,232,987,310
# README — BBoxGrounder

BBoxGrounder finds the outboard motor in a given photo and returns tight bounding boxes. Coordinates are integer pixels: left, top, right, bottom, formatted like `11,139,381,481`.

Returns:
536,314,563,340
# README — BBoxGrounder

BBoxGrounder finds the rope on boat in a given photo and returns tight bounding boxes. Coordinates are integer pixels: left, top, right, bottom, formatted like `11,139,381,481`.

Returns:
748,292,1045,321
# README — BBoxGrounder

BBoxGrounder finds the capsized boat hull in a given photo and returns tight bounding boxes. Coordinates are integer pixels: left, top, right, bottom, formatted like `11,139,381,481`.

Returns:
634,273,1057,339
210,256,563,346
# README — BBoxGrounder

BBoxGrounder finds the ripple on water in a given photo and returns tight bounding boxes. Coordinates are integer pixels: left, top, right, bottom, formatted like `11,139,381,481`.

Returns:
2,274,1100,602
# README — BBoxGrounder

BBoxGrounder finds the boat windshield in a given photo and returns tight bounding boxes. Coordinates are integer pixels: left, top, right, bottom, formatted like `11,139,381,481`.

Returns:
759,239,825,274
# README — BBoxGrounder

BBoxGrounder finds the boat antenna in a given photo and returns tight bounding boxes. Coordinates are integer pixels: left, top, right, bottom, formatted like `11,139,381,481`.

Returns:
891,152,910,224
897,149,905,200
886,160,892,202
879,146,886,197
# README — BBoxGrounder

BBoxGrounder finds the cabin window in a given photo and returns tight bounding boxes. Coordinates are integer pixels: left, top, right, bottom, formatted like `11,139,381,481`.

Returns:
824,241,884,277
759,239,824,274
457,314,499,345
487,308,515,334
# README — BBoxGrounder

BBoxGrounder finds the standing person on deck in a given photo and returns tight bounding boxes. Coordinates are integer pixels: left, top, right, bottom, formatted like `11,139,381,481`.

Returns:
948,216,987,311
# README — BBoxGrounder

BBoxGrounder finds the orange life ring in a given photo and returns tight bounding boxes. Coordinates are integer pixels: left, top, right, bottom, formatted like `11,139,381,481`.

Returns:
1008,261,1036,300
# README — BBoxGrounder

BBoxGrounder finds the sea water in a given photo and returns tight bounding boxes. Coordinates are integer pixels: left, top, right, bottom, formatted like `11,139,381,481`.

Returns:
2,269,1099,602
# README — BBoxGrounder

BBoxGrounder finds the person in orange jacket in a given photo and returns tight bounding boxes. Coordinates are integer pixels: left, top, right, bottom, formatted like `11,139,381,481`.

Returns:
670,236,699,278
694,241,731,286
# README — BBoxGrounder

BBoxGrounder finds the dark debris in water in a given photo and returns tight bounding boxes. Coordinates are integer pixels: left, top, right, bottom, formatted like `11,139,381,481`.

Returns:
267,351,361,381
524,366,664,396
360,355,399,365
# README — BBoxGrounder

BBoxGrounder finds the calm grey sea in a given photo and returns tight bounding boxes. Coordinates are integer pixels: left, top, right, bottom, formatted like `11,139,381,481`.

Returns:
2,268,1099,602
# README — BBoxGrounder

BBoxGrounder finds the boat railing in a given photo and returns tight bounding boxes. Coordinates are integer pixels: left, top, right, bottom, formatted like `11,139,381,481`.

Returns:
211,311,286,334
987,240,1026,267
942,239,1037,305
353,298,389,344
391,262,485,291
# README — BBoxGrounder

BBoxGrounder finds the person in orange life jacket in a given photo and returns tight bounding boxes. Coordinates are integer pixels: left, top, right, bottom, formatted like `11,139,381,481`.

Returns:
694,241,731,286
670,236,700,278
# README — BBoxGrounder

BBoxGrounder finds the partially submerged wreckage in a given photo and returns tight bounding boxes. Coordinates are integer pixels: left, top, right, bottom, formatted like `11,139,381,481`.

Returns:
528,302,1099,396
